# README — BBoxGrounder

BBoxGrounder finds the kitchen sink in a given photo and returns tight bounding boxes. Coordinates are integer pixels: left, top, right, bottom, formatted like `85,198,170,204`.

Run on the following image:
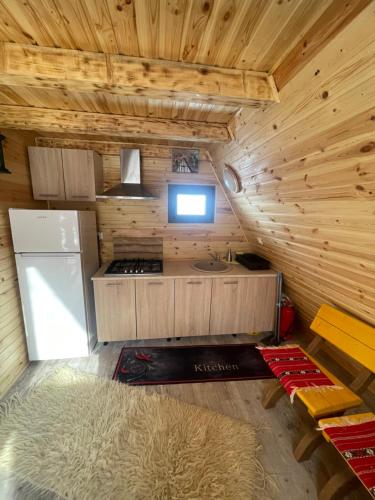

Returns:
192,260,231,273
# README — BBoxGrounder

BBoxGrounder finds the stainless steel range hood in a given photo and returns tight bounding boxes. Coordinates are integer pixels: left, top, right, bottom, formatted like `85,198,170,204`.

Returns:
96,149,158,200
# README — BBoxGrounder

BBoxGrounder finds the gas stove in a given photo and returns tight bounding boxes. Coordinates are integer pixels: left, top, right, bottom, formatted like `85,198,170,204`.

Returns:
104,258,163,276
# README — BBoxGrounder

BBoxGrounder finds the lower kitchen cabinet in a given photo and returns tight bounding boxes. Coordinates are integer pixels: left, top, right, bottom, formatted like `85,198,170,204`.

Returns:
93,273,277,341
175,278,212,337
135,279,175,339
209,276,277,334
94,279,136,341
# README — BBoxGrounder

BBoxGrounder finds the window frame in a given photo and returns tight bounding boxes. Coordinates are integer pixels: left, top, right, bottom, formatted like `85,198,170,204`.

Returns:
168,184,216,224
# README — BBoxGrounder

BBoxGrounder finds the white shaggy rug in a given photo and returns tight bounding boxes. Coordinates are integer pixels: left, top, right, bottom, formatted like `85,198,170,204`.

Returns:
0,368,263,499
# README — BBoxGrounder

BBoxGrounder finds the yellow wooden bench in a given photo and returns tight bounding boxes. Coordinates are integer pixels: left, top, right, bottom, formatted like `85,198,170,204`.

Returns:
318,412,375,500
262,304,375,461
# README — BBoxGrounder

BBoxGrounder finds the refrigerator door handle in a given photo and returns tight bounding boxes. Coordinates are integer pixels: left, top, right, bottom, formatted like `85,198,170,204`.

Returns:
18,252,81,258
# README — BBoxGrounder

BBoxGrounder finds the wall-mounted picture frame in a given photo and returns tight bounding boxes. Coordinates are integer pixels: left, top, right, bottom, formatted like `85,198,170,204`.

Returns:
172,148,199,173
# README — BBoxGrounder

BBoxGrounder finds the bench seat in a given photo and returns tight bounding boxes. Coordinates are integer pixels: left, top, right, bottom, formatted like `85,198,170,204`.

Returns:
296,348,362,419
318,412,375,499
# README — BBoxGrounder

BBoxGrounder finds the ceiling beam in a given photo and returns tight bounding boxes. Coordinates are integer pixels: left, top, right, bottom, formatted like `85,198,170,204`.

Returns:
0,105,230,143
0,43,279,107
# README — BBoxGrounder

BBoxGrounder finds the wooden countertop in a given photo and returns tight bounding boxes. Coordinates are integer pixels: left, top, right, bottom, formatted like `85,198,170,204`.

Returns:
92,260,277,280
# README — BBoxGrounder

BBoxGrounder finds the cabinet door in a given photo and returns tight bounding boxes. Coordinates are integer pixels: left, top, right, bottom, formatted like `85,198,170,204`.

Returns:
209,276,276,334
175,278,212,337
62,149,100,202
28,147,65,200
94,279,136,341
136,279,174,339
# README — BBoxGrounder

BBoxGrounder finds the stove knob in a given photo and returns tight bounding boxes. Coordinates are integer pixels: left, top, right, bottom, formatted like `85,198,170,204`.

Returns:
140,269,144,273
135,270,139,273
129,269,133,273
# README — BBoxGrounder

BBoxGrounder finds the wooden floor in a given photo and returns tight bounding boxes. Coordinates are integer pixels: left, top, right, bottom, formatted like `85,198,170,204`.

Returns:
0,334,370,500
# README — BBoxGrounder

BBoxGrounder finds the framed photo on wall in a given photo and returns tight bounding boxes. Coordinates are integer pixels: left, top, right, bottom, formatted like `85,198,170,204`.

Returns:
172,148,199,173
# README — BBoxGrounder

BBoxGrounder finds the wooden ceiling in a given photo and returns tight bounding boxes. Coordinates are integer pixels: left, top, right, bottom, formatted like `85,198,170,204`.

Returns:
0,0,370,142
0,0,332,70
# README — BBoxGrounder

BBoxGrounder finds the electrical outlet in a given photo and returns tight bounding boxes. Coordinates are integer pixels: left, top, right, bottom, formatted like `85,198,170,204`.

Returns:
97,231,103,241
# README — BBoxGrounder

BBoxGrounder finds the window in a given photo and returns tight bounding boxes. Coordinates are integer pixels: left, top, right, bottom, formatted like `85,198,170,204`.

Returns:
168,184,216,223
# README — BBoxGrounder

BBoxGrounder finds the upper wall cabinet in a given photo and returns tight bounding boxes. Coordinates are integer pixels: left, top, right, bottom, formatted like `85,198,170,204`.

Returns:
28,147,103,202
28,147,65,200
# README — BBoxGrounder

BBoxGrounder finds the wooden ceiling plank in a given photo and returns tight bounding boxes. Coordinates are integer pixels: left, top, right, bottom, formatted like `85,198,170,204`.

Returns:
0,104,231,142
80,0,118,54
105,0,140,56
157,0,188,61
0,42,279,106
274,0,372,90
52,0,100,52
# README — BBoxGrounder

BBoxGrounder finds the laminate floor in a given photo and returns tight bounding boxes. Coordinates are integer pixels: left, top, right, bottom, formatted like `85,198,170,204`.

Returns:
0,334,371,500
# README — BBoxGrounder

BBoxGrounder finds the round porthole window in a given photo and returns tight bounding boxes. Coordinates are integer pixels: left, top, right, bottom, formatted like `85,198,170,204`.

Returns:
223,164,241,193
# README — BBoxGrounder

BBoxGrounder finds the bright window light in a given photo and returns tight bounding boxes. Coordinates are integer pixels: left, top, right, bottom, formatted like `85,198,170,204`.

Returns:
176,194,206,216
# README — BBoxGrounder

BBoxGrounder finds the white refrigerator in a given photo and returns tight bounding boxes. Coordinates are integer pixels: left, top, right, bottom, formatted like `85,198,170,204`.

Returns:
9,209,99,361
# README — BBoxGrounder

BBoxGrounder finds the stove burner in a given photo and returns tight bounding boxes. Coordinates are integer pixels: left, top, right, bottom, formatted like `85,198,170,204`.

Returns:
105,258,163,276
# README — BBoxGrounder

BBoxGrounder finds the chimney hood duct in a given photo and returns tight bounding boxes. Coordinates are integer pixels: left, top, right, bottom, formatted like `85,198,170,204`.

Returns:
96,149,158,200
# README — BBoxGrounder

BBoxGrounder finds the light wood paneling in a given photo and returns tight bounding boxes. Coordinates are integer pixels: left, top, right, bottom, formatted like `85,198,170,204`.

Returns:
175,278,212,337
209,2,375,340
0,129,46,398
0,1,369,126
93,279,136,342
0,0,343,71
28,146,65,200
36,137,252,262
135,278,175,339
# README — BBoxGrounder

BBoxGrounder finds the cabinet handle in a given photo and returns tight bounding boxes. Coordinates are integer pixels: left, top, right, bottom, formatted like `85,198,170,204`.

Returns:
105,282,122,287
187,281,202,285
39,193,58,197
71,195,90,199
223,281,239,285
148,282,163,285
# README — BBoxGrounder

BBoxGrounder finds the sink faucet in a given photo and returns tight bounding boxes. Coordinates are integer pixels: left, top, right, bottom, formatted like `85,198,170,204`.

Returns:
209,252,221,261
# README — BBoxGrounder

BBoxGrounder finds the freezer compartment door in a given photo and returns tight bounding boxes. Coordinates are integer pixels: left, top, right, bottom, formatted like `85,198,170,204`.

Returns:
9,209,81,253
15,253,89,360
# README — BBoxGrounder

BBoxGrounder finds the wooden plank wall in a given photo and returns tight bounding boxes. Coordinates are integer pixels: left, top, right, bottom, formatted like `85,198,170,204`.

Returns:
36,137,252,263
209,4,375,339
0,129,45,397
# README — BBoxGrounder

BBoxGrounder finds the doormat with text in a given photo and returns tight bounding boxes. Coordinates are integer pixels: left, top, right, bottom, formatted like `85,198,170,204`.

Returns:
113,344,275,385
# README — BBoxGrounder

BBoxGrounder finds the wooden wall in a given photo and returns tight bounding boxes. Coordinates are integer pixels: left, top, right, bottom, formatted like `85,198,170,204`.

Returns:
36,137,251,263
0,129,45,398
209,4,375,339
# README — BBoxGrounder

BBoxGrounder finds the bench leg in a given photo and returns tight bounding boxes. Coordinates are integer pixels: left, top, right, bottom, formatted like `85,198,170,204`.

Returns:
262,380,285,409
318,469,358,500
293,427,322,462
349,368,374,394
306,335,324,355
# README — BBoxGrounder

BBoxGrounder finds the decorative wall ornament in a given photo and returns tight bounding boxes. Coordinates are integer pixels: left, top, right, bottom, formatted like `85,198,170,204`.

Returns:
172,148,199,173
223,164,241,193
0,135,11,174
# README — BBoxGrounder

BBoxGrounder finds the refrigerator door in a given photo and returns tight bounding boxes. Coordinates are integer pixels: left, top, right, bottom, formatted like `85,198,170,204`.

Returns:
9,209,81,253
15,253,89,360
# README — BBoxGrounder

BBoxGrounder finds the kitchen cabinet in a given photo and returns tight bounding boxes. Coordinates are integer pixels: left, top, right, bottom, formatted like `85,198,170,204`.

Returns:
209,276,276,334
28,147,65,200
94,279,136,341
62,149,103,202
28,146,103,202
175,278,212,336
92,263,278,342
136,279,174,339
